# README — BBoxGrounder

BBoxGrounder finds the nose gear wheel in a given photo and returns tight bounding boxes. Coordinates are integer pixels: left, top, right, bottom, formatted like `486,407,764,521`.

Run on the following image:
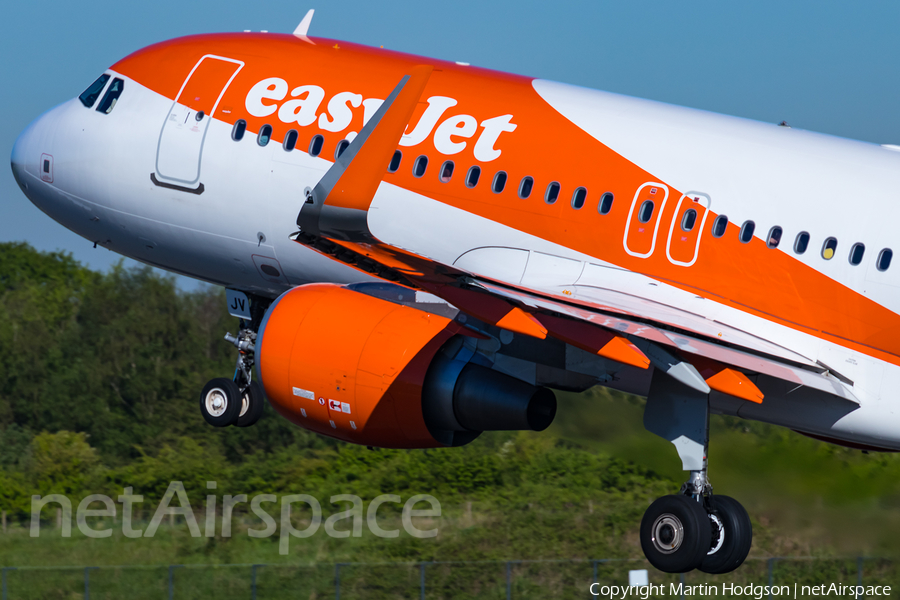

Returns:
199,378,241,427
199,292,270,428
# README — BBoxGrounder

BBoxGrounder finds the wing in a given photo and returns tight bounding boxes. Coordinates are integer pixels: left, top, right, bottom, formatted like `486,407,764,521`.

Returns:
293,69,858,409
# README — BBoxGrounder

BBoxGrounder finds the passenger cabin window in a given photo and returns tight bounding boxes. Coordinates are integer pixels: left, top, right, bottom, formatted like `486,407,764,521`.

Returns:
466,166,481,188
822,237,838,260
711,215,728,238
388,150,402,173
79,74,110,108
767,226,783,249
681,208,697,232
638,200,655,223
849,243,865,266
492,171,507,193
309,134,324,157
519,176,533,199
572,187,587,209
257,125,272,146
545,182,560,204
283,129,299,151
413,155,428,177
739,220,755,243
232,120,246,141
598,192,614,215
335,139,350,159
439,161,454,182
794,231,810,254
877,248,893,271
96,78,124,114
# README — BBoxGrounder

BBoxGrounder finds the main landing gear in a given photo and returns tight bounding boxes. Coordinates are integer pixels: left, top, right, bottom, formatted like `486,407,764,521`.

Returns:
199,291,269,428
640,370,753,574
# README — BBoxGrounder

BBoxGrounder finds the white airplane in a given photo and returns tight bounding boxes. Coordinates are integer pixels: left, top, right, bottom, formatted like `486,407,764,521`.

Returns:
11,12,900,573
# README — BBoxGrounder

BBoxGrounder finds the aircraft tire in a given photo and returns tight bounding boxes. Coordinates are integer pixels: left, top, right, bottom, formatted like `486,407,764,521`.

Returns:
236,381,265,427
640,495,711,573
200,378,241,427
699,495,752,574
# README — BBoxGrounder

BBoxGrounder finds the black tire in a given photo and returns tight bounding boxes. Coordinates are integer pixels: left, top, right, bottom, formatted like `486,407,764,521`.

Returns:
640,495,711,573
199,378,241,427
236,381,265,428
699,495,752,574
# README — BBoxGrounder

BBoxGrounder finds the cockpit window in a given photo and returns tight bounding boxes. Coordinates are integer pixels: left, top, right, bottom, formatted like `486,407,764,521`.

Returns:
79,74,110,108
96,78,124,114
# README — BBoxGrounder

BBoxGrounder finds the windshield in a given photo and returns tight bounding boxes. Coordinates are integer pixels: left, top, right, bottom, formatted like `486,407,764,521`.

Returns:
78,74,110,108
96,78,124,114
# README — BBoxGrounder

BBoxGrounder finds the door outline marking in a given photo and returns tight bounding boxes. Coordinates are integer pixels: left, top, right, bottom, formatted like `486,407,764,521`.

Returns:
154,55,244,187
665,192,711,267
623,182,669,258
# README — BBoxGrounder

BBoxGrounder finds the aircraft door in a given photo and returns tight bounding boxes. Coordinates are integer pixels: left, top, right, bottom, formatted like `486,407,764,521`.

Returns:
154,55,243,190
623,183,669,258
665,192,711,267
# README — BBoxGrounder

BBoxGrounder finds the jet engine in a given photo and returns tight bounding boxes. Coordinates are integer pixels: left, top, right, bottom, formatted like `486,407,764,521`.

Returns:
256,283,557,448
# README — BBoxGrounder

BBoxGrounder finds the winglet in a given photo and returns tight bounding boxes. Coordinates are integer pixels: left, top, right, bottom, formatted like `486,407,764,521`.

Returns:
294,9,315,37
298,65,433,241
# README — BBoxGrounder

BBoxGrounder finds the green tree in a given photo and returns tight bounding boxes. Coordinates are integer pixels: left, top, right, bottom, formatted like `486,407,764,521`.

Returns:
0,243,95,429
0,469,29,517
26,431,102,496
111,436,231,502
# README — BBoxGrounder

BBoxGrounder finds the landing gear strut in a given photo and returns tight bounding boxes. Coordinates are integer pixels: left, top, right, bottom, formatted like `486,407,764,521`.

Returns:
640,370,752,573
198,291,270,428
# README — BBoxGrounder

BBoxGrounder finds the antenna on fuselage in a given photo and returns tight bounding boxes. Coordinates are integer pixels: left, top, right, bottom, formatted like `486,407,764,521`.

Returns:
294,9,315,41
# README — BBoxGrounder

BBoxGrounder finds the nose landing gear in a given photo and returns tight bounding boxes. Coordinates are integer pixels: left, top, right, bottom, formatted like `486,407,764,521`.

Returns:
200,378,242,427
235,380,265,427
640,369,753,574
198,290,270,428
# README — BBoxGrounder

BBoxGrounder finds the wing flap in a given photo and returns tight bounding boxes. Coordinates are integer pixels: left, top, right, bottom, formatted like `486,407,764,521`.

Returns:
472,278,859,404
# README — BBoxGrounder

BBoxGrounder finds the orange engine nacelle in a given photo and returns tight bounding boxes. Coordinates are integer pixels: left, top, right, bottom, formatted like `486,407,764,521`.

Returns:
256,284,556,448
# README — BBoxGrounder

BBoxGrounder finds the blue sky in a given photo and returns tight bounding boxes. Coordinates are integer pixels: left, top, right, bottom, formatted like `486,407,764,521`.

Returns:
4,0,900,285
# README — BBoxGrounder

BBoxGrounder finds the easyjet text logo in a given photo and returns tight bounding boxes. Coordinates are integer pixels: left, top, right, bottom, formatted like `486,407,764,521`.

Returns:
245,78,516,162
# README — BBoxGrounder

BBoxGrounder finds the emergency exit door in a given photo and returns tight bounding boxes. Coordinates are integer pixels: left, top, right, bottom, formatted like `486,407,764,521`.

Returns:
154,55,243,190
665,192,711,267
623,183,669,258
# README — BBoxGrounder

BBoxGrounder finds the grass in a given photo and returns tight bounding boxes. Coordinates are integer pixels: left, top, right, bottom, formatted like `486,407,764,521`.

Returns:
2,522,897,600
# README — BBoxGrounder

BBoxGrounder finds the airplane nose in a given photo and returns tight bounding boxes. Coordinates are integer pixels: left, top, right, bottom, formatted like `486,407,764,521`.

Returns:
11,100,109,242
10,123,32,194
10,105,65,208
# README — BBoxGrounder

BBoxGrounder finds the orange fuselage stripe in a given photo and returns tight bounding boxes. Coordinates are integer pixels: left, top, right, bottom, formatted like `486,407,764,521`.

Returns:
112,33,900,367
